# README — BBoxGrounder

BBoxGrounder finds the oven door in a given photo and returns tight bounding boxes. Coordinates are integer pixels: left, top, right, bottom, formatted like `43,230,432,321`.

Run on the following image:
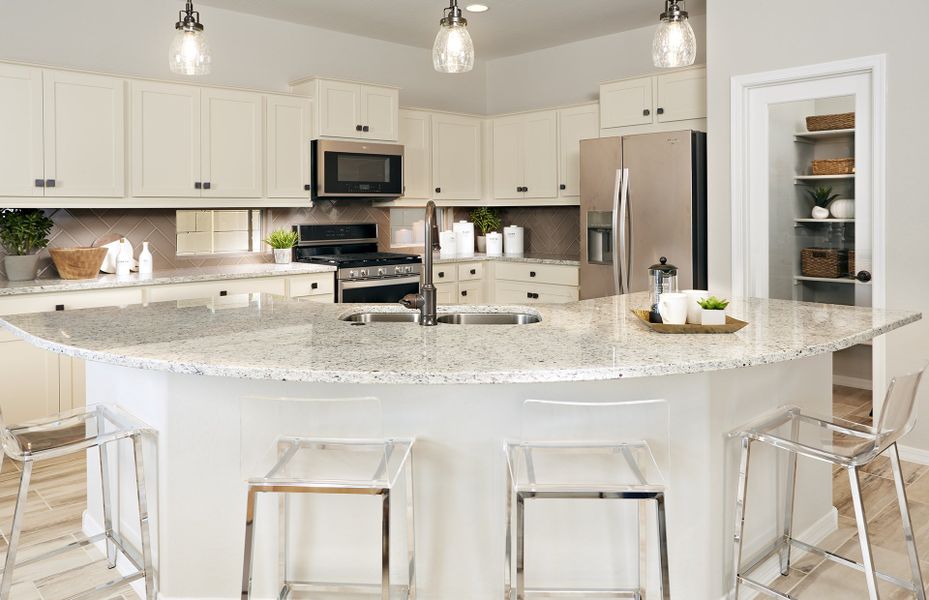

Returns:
314,140,403,198
338,275,420,303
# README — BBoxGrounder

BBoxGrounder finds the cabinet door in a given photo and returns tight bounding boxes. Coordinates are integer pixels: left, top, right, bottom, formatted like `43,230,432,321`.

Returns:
435,282,458,305
266,95,312,198
558,104,599,198
0,64,44,197
399,110,432,199
317,80,363,139
201,89,262,198
458,280,484,304
0,334,60,424
432,114,482,200
600,76,654,129
43,70,125,197
656,67,706,122
362,86,399,141
131,81,201,197
522,111,558,199
492,115,524,200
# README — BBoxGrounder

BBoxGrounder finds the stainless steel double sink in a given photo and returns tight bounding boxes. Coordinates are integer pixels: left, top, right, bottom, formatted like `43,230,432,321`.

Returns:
340,312,541,325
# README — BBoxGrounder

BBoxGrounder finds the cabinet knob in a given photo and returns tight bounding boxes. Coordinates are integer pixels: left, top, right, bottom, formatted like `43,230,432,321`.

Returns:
532,293,540,299
203,182,211,190
461,290,468,297
470,269,476,275
438,271,445,278
435,187,441,193
55,304,64,311
45,179,56,188
856,270,872,282
35,179,45,188
219,290,228,297
195,182,202,189
560,184,566,190
656,107,665,115
304,184,311,191
643,109,651,116
311,282,318,289
529,271,536,278
362,125,370,132
356,125,364,131
524,186,528,192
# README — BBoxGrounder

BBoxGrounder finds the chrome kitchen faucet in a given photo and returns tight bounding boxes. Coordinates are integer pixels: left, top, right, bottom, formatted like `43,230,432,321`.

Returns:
400,200,441,326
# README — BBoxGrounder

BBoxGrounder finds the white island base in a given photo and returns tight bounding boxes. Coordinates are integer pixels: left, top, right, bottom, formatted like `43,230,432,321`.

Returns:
83,356,834,600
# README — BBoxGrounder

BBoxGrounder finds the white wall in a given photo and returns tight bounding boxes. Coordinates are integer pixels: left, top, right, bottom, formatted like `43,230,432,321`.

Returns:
706,0,929,450
0,0,487,114
484,15,706,115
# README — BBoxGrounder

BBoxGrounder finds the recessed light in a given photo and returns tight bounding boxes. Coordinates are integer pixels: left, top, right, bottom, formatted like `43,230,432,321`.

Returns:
465,4,489,12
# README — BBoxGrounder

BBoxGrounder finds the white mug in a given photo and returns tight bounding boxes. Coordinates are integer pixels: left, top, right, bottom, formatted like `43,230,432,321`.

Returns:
658,292,689,325
682,289,710,324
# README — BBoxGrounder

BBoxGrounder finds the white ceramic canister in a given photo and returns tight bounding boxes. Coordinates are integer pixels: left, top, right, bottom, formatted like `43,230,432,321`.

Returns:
395,228,413,245
439,230,457,259
829,199,855,219
503,225,524,256
485,232,503,257
453,221,475,258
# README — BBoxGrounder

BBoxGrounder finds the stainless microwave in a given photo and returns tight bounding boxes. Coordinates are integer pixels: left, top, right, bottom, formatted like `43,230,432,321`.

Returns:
311,139,404,199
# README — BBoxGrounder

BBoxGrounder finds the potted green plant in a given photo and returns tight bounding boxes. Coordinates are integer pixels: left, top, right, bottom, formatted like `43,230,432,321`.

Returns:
0,209,55,281
805,186,839,220
264,228,299,264
696,296,730,326
469,207,502,253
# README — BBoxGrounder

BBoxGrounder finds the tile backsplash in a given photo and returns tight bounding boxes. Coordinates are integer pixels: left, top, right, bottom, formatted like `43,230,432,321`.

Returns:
453,206,580,257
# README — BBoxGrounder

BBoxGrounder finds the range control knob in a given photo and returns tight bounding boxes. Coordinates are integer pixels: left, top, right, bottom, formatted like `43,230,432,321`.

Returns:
349,270,359,279
359,269,368,278
377,267,387,276
394,266,403,274
404,266,413,274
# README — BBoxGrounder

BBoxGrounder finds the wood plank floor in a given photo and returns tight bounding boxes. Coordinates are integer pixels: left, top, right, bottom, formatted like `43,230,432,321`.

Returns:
0,385,925,598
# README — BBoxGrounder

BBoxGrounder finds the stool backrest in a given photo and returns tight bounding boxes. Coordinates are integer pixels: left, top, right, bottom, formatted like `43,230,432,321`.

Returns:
876,363,927,451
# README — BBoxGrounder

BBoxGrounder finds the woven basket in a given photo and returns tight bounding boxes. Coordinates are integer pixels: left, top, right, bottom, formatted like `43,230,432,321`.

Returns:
801,248,849,278
849,250,855,276
806,112,855,132
49,247,108,280
811,158,855,175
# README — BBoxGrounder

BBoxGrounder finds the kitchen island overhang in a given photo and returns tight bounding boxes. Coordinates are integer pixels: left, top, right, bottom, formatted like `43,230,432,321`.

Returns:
0,293,919,600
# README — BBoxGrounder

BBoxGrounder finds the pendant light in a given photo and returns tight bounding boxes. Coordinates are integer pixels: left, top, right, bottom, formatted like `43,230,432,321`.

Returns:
169,1,212,76
652,0,696,69
433,0,475,74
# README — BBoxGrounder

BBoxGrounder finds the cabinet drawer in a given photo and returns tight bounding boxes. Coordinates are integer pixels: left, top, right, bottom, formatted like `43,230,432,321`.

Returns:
433,265,458,283
494,262,578,286
147,277,286,303
457,262,484,281
287,274,335,298
0,288,143,316
495,281,578,304
457,281,484,304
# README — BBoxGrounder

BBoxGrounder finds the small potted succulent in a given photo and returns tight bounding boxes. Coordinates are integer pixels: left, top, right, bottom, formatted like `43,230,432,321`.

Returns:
264,228,299,264
696,296,730,326
806,186,839,220
0,209,55,281
469,207,502,253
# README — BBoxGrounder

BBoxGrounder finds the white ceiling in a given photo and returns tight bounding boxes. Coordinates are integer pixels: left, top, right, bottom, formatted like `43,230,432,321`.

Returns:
195,0,706,60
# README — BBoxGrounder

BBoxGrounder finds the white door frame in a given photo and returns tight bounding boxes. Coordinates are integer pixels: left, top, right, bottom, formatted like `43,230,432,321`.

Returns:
730,54,887,400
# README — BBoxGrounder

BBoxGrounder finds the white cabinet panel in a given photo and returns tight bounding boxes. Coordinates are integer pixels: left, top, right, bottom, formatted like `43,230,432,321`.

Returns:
399,110,431,199
146,277,285,303
457,262,484,281
433,264,457,284
131,81,201,197
287,274,335,299
0,288,143,315
600,76,654,129
0,338,61,424
492,116,523,200
656,67,707,123
494,280,578,304
495,262,579,286
0,64,44,197
435,282,457,305
522,111,558,199
266,95,311,198
458,280,484,304
43,70,125,197
317,80,363,139
201,89,262,198
558,104,599,198
363,86,399,141
432,114,482,200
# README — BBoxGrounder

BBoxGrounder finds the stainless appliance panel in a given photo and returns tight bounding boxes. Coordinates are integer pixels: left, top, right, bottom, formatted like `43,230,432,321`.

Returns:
579,137,623,300
338,275,421,303
313,139,404,198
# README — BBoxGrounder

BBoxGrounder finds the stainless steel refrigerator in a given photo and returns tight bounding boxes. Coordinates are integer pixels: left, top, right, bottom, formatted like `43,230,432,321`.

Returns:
579,131,707,299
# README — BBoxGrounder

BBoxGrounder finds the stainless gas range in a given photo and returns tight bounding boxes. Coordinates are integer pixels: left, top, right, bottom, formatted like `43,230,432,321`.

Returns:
292,223,422,303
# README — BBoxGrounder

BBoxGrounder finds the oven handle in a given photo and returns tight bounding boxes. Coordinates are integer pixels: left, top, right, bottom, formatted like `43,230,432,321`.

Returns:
338,275,422,290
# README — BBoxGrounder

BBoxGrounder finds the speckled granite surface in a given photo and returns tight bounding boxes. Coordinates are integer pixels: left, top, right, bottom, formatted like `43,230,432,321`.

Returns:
432,252,579,266
0,292,917,385
0,263,336,297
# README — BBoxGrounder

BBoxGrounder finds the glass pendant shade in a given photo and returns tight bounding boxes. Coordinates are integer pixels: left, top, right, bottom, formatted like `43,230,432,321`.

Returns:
652,1,697,68
433,21,474,73
169,28,212,75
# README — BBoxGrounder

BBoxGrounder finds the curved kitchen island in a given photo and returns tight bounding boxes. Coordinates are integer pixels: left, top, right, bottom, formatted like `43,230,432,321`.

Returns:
0,293,919,600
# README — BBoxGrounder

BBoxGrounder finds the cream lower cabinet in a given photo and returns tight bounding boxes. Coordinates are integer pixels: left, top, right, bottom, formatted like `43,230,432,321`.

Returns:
494,262,579,304
431,262,486,304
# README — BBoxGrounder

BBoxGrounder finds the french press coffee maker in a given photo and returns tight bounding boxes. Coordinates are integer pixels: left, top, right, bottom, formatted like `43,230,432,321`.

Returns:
648,257,679,323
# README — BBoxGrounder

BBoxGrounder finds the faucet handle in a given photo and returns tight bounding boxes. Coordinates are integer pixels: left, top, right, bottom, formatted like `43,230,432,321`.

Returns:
400,293,424,310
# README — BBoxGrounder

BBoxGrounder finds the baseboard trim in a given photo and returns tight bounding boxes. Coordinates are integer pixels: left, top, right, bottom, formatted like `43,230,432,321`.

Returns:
833,375,873,390
898,444,929,465
719,507,839,600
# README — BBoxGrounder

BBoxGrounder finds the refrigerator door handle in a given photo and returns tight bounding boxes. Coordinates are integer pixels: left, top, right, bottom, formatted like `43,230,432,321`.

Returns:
611,168,623,295
618,168,630,294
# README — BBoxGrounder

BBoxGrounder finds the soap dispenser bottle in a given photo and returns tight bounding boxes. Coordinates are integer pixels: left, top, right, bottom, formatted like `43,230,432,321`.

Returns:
116,238,132,277
138,242,153,276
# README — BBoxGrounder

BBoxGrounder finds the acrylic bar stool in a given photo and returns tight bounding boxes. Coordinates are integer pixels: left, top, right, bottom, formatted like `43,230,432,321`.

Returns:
240,396,416,600
0,404,156,600
504,398,671,600
731,365,928,600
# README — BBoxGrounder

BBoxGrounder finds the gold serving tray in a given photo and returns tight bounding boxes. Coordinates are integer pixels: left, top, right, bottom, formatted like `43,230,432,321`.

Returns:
631,309,749,334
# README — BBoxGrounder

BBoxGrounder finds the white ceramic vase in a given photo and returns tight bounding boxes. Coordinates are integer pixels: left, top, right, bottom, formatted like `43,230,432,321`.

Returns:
811,206,830,220
273,248,292,264
700,309,727,326
829,199,855,219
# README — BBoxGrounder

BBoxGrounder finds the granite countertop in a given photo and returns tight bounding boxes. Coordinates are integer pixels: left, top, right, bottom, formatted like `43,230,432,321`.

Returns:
0,263,337,297
0,292,918,385
432,252,580,266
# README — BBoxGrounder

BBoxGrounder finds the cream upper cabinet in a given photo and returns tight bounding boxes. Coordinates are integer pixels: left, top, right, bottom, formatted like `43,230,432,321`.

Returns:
432,113,482,200
43,70,125,197
0,64,44,197
398,109,431,199
316,79,363,139
492,110,557,200
492,116,523,200
362,86,399,141
131,81,202,197
296,78,399,141
557,104,599,198
600,76,654,129
201,89,262,198
266,94,312,199
656,66,707,123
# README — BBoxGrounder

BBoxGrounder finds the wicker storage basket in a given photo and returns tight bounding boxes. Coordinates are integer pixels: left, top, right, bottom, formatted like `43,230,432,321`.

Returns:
811,158,855,175
49,247,108,280
801,248,849,278
806,112,855,132
849,250,855,276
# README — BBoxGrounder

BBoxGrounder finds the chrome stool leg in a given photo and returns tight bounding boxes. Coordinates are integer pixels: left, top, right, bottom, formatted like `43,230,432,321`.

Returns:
849,466,880,599
99,437,118,569
241,485,260,600
504,447,514,600
890,443,927,600
132,433,156,600
405,456,417,600
381,490,391,600
779,416,800,576
655,492,671,600
0,461,32,600
515,492,526,600
732,436,752,598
